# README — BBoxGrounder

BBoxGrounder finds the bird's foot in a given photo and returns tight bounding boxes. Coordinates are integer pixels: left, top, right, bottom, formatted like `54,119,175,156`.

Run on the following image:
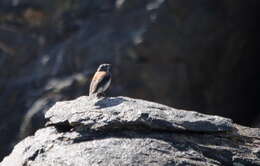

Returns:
97,92,106,98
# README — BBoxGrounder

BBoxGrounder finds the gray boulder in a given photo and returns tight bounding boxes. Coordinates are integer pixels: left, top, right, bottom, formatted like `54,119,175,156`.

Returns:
1,96,260,166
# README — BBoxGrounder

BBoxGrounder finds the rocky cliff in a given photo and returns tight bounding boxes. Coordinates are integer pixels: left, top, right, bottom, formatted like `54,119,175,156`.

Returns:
1,96,260,166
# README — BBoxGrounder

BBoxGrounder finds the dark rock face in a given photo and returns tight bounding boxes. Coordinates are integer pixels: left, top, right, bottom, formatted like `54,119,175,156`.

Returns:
0,0,258,161
1,96,260,166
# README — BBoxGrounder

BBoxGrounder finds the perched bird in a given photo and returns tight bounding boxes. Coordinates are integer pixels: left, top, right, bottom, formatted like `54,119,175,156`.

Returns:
89,64,112,97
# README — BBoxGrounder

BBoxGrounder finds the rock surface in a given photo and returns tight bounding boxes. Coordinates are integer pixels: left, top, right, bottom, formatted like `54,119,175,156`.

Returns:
0,0,259,161
1,96,260,166
45,96,234,133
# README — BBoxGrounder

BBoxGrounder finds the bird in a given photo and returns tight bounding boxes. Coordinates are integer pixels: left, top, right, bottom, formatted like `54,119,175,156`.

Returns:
89,64,112,97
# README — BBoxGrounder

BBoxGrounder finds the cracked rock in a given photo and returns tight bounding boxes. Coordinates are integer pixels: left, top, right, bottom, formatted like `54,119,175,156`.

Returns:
1,96,260,166
45,96,235,133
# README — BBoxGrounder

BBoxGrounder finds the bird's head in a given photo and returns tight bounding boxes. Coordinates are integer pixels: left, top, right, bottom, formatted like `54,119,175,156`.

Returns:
97,64,111,72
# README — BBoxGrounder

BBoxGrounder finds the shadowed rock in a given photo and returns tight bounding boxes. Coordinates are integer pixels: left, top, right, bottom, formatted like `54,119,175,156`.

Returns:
1,96,260,166
45,96,234,133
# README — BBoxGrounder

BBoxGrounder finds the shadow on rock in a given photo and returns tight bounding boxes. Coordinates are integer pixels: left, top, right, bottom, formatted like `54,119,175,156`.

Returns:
2,96,260,166
71,130,239,165
94,97,126,109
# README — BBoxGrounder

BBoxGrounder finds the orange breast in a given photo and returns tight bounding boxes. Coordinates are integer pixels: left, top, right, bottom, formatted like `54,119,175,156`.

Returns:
92,71,107,81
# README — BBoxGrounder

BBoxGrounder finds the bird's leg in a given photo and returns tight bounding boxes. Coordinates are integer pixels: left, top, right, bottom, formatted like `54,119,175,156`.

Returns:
98,92,107,98
97,92,106,98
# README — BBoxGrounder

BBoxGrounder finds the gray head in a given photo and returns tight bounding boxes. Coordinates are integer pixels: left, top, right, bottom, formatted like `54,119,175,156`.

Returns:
97,64,111,72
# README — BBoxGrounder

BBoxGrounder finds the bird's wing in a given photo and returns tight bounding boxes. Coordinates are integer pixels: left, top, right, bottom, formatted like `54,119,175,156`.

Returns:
89,71,109,95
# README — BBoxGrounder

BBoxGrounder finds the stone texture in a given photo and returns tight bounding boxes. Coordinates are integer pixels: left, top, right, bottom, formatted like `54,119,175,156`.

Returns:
1,96,260,166
0,0,258,161
45,96,234,133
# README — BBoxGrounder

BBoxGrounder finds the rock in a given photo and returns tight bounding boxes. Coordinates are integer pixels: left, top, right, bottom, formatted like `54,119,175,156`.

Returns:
1,96,260,166
45,96,234,133
0,0,258,161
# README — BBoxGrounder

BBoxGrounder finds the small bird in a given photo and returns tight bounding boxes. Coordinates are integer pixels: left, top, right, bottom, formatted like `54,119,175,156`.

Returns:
89,64,112,97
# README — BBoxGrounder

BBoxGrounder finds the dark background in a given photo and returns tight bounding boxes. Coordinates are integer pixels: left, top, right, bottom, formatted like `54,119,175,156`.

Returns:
0,0,258,161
